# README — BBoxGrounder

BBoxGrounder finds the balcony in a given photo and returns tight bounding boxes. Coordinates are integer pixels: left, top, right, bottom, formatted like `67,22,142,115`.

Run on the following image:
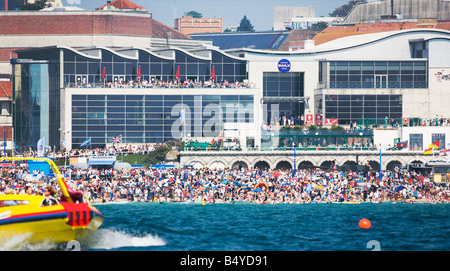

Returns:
65,79,255,89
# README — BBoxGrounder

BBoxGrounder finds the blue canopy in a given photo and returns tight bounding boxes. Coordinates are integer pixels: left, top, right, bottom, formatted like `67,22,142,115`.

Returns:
394,185,406,192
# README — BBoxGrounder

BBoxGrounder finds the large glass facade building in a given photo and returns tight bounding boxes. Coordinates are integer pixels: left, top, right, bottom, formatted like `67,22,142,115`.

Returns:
12,46,253,150
262,72,305,124
62,48,247,88
13,61,60,151
317,60,427,125
0,0,22,11
321,60,428,89
11,28,449,153
324,94,402,126
72,94,253,147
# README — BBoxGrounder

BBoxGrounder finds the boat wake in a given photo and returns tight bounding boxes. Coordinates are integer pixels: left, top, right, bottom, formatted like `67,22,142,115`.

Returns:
0,232,60,251
83,228,166,250
0,229,166,251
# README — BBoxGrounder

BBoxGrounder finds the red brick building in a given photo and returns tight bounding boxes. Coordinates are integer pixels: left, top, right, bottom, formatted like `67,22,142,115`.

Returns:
175,15,223,35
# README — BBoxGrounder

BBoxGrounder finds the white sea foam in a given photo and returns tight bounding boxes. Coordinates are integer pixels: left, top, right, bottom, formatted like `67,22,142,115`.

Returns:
0,228,166,251
0,232,59,251
84,228,166,250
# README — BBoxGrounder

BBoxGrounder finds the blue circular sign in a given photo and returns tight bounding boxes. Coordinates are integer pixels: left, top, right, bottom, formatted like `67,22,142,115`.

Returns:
277,59,291,73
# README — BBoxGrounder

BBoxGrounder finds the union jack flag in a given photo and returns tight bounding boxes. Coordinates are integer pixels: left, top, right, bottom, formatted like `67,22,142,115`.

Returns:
113,135,122,144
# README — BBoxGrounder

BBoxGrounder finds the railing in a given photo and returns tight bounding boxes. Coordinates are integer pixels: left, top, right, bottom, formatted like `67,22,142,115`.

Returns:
262,129,373,137
317,81,427,89
65,80,255,89
259,146,378,151
183,141,242,151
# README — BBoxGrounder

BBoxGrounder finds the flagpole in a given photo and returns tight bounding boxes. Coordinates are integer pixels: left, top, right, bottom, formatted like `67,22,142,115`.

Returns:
379,148,382,180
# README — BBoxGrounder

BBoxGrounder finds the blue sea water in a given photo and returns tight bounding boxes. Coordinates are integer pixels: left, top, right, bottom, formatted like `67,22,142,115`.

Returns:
79,201,450,251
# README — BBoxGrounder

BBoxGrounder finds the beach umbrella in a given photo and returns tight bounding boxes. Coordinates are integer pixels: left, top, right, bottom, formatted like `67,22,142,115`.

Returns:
136,65,141,80
210,66,216,81
175,65,181,81
254,181,269,190
101,67,106,80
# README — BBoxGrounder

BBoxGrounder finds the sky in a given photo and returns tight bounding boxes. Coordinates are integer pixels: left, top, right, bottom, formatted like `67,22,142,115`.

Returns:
63,0,351,31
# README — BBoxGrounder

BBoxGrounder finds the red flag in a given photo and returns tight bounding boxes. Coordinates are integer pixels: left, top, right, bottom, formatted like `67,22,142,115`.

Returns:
432,140,441,149
136,65,141,80
210,66,216,81
175,65,180,81
101,67,106,79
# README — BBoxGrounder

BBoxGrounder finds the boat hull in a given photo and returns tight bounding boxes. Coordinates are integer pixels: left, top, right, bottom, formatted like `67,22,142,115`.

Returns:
0,195,104,245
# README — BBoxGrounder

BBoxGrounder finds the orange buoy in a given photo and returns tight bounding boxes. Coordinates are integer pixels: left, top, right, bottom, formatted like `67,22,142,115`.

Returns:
359,218,371,229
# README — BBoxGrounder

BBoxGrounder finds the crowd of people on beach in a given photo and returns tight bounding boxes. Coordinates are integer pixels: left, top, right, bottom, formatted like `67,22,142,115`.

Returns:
71,78,255,89
1,156,449,204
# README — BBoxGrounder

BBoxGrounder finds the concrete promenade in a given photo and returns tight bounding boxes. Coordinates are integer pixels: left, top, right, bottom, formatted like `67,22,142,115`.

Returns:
179,149,443,170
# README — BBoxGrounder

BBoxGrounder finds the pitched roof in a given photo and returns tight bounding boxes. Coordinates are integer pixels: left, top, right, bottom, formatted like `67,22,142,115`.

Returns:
277,29,319,51
96,0,148,11
151,18,191,39
313,20,450,45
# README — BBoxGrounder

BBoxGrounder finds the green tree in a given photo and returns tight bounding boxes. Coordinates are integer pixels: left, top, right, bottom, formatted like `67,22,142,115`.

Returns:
237,15,255,32
310,21,329,31
19,0,47,10
329,0,365,17
143,141,182,165
185,10,202,18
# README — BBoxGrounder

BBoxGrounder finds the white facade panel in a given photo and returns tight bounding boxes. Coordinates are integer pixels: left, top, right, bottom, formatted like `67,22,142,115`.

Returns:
428,39,450,68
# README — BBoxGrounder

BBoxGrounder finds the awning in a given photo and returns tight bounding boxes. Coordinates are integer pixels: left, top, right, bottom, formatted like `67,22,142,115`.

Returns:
261,96,309,103
88,161,115,165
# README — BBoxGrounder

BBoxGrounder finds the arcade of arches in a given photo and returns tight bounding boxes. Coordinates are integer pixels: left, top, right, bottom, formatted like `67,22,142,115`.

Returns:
182,152,433,172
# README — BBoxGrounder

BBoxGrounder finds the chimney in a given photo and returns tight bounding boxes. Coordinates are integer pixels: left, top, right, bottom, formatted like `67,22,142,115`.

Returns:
107,1,111,10
304,39,315,50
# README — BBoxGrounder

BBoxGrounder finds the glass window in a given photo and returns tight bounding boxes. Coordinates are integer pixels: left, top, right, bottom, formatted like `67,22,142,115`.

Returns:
336,62,348,74
108,95,125,101
108,107,125,113
88,101,105,107
388,62,400,74
126,62,137,76
375,62,387,74
76,62,88,74
223,64,234,76
150,63,162,76
431,134,445,150
362,62,374,74
401,62,413,74
240,95,254,102
72,100,85,107
348,62,361,74
107,101,124,107
413,62,426,73
64,62,75,75
108,119,125,125
113,62,125,75
409,134,423,151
